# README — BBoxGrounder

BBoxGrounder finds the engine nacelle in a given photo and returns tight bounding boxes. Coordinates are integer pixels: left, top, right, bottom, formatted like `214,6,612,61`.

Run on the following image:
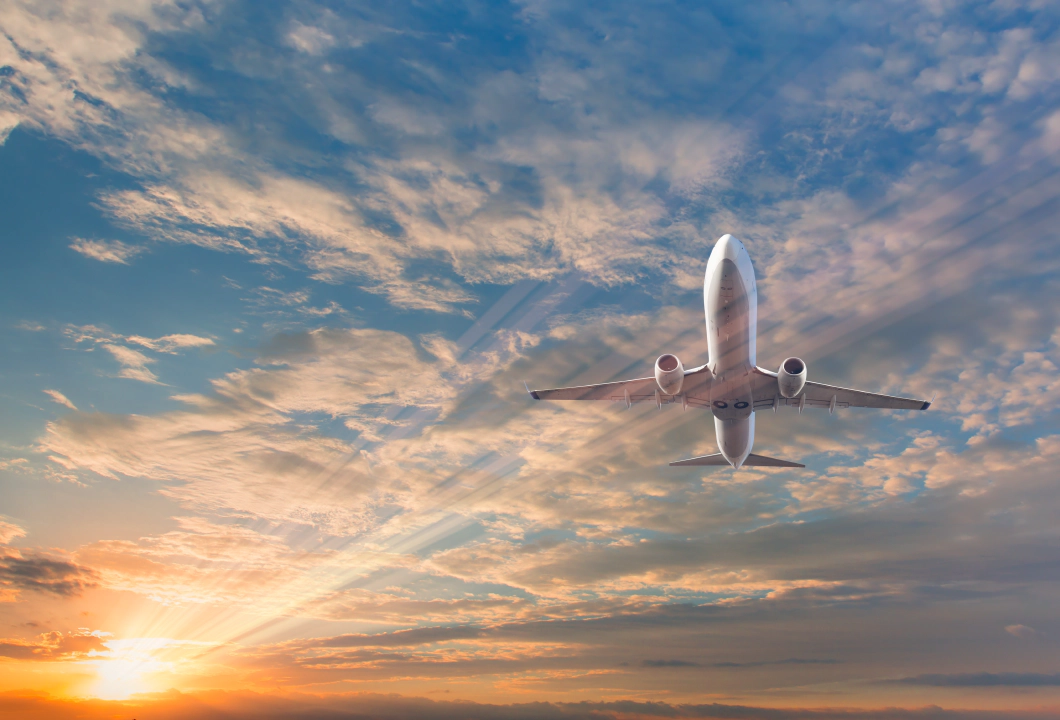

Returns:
655,354,685,396
777,357,807,398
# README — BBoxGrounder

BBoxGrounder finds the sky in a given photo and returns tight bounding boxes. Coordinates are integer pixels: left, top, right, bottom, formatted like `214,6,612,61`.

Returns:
1,0,1060,717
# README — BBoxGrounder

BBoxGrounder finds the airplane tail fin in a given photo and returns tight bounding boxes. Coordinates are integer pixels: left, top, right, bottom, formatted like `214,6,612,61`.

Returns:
669,453,804,468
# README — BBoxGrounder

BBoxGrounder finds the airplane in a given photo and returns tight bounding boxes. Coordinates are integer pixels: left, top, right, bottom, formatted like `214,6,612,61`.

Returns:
527,234,932,469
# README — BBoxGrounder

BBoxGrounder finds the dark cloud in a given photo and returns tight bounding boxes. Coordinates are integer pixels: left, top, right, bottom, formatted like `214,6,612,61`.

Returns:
313,625,484,648
2,691,1059,720
0,551,97,597
895,672,1060,687
643,659,699,667
713,658,840,668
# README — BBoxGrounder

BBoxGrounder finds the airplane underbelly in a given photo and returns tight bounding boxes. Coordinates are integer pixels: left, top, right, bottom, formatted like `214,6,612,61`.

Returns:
705,258,755,420
715,414,754,466
705,259,753,375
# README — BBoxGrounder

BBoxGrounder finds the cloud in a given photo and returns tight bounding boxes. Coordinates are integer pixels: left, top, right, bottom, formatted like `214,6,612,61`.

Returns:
5,0,1059,323
895,672,1060,687
58,325,214,383
0,629,108,661
125,334,215,353
642,659,698,667
103,344,161,384
68,238,144,264
285,22,336,56
313,625,485,649
40,323,535,519
0,549,97,599
43,390,77,411
1005,624,1037,639
75,517,336,605
4,691,1060,720
0,519,27,545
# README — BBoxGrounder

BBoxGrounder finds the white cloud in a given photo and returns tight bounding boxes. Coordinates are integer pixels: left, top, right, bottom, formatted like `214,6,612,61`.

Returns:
126,334,214,353
103,344,161,384
43,389,77,411
61,325,214,383
285,22,335,56
69,238,144,264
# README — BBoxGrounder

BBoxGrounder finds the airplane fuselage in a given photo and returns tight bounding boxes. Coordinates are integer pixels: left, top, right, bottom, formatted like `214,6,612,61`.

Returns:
704,234,758,467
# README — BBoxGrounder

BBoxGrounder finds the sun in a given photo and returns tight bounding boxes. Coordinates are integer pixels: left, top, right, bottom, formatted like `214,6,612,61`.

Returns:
89,656,151,700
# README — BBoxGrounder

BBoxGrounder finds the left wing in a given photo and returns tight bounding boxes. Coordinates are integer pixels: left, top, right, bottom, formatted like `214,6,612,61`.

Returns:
750,368,932,412
529,365,713,406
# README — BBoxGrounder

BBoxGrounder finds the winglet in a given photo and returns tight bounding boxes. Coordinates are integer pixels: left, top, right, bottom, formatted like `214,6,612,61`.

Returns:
921,392,936,411
524,381,540,400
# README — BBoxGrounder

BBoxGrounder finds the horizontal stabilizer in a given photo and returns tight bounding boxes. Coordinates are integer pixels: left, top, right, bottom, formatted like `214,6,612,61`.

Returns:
742,453,804,468
669,453,729,467
669,453,804,468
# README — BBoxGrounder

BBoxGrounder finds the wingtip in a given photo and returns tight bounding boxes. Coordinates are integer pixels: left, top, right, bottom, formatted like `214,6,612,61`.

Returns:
922,391,937,411
524,381,540,400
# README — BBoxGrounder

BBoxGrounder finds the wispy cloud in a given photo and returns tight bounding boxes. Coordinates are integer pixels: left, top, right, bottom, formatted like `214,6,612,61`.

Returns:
894,672,1060,687
126,334,215,353
43,389,77,410
103,344,161,384
0,518,26,545
59,324,215,384
69,238,144,264
1005,624,1037,639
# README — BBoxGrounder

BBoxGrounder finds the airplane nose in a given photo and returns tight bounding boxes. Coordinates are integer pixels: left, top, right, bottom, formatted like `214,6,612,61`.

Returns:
715,234,746,257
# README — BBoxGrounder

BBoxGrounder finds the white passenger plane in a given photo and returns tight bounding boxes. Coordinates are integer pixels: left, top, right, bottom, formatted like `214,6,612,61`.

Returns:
528,234,932,468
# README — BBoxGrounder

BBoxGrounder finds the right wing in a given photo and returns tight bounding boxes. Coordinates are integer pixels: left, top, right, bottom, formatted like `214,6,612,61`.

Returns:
800,380,932,411
750,367,932,411
529,365,713,406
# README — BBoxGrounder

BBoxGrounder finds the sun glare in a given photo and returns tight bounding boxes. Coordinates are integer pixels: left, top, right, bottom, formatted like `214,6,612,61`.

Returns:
90,657,149,700
85,638,181,700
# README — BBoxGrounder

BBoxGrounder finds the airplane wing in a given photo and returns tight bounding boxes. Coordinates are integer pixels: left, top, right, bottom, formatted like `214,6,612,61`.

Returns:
529,365,713,406
750,368,932,412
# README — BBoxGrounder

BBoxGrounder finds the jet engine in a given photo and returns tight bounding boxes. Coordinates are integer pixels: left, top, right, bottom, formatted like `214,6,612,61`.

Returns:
655,354,684,395
777,357,807,398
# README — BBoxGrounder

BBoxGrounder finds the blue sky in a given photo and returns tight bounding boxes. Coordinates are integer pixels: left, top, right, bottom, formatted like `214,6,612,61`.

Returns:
1,0,1060,713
